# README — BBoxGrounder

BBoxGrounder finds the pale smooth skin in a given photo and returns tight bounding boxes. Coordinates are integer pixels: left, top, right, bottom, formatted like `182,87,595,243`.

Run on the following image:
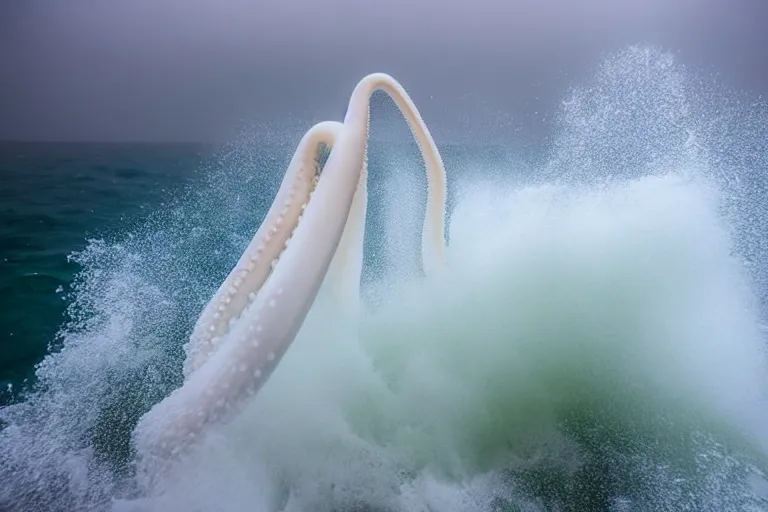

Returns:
131,73,448,485
182,121,344,378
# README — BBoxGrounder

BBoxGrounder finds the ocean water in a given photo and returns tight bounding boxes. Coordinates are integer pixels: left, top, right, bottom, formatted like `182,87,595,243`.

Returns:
0,142,213,403
1,46,768,511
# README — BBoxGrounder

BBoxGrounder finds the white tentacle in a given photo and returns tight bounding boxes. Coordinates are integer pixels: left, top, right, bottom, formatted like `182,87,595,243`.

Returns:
132,73,449,486
182,121,343,377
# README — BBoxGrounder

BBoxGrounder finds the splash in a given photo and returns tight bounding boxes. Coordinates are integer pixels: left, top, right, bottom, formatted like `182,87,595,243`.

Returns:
2,46,768,512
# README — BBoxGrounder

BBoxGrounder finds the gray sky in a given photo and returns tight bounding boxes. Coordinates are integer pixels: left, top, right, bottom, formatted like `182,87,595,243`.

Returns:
1,0,766,143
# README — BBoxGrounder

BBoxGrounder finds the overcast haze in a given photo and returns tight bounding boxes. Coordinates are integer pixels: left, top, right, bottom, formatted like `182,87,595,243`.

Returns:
1,0,766,144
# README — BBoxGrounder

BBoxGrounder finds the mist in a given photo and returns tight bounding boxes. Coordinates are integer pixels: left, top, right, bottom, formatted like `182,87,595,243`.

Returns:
1,0,766,144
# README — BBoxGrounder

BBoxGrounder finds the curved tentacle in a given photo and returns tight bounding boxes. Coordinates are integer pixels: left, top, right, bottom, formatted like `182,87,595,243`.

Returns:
132,74,447,484
133,117,363,477
325,73,448,309
346,73,448,276
183,121,343,378
323,152,368,314
187,74,448,370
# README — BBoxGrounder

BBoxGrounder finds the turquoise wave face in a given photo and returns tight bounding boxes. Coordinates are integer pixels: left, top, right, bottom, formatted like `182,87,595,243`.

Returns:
2,46,768,511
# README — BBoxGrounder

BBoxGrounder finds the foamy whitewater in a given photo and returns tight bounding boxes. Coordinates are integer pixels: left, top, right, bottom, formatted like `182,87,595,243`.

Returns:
2,46,768,511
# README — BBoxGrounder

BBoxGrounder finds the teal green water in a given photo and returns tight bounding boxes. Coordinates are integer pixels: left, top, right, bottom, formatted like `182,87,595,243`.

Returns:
0,142,211,403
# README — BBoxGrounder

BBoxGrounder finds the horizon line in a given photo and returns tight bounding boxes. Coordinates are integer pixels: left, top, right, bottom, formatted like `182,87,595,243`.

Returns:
0,139,218,145
0,139,507,148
